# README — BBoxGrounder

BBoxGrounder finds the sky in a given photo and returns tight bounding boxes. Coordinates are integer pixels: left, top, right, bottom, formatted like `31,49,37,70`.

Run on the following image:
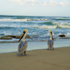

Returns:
0,0,70,16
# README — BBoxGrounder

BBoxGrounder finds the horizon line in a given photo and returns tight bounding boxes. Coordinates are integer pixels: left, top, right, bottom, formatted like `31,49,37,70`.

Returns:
0,15,70,17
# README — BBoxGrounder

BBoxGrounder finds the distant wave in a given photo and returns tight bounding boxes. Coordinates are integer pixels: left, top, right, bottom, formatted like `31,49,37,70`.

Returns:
0,18,49,22
0,19,70,29
0,24,57,29
39,22,54,25
54,17,70,20
33,25,57,29
0,22,70,29
58,24,70,28
57,23,70,28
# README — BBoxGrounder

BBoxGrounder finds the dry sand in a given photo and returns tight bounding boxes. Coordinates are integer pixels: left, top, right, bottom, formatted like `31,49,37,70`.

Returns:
0,47,70,70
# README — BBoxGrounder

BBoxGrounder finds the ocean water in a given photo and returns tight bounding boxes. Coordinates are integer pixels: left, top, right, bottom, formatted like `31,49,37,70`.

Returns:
0,15,70,41
0,15,70,53
0,15,70,40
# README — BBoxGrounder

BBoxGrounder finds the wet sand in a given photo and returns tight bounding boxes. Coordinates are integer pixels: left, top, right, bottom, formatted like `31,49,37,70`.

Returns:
0,47,70,70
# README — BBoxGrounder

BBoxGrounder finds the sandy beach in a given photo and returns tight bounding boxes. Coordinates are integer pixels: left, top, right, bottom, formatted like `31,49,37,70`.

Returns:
0,47,70,70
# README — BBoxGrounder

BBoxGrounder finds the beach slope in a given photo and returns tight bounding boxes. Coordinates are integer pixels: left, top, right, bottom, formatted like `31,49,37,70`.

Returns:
0,47,70,70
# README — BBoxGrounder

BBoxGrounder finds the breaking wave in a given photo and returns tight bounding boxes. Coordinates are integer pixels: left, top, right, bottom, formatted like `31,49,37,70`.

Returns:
0,18,49,22
58,25,70,28
0,22,70,29
33,25,57,29
58,23,70,28
0,24,57,29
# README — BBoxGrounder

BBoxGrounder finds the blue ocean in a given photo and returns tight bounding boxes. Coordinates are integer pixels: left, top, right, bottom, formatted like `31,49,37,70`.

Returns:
0,15,70,41
0,15,70,53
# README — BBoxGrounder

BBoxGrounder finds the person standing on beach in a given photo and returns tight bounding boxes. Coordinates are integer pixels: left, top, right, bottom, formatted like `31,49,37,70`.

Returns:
47,30,54,50
17,29,28,56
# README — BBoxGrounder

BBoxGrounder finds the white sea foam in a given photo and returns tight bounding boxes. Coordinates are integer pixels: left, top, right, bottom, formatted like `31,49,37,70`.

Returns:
60,23,70,25
55,17,70,20
0,21,70,29
33,25,57,29
65,32,70,37
58,24,70,28
0,18,48,22
53,22,70,28
0,23,57,29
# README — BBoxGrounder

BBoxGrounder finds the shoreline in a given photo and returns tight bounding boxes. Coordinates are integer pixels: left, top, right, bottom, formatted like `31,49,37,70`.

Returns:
0,46,70,54
0,39,70,53
0,47,70,70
